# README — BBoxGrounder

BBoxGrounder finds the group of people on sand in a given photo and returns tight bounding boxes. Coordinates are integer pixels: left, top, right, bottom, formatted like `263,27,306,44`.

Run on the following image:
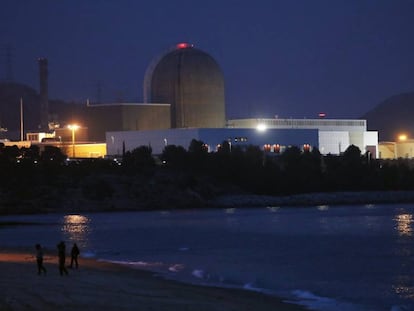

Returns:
35,241,80,276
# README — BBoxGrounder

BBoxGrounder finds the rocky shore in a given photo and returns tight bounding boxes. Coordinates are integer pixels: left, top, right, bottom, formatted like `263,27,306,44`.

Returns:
2,188,414,216
210,190,414,208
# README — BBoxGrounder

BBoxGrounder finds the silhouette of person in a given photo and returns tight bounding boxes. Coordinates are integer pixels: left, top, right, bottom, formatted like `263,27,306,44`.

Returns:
35,243,47,275
57,241,68,276
70,243,80,269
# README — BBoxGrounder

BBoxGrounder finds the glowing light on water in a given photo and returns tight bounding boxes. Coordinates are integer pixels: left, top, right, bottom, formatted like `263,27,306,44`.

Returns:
395,214,413,236
392,274,414,300
225,208,236,214
266,206,280,212
61,214,91,245
317,205,329,211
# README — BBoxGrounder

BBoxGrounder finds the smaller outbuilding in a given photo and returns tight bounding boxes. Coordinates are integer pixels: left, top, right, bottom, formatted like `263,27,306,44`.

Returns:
379,139,414,159
86,103,171,141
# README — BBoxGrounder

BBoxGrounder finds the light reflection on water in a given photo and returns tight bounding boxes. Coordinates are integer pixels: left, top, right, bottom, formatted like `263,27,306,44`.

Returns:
395,214,413,236
266,206,280,213
393,275,414,300
61,215,91,248
393,211,414,302
3,205,414,309
317,205,329,211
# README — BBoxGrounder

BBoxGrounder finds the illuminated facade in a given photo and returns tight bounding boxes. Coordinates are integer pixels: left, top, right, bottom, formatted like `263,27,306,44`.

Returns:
379,140,414,159
106,128,318,156
228,118,378,157
61,143,106,158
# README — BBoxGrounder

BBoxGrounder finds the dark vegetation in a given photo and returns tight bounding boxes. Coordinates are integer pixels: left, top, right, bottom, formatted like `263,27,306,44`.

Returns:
1,139,414,214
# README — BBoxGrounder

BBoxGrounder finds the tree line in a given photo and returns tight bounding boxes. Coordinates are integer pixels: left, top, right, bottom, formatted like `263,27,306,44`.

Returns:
1,140,414,204
122,139,414,195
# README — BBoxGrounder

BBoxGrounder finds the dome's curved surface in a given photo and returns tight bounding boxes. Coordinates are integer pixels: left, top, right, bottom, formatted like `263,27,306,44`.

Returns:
144,43,225,128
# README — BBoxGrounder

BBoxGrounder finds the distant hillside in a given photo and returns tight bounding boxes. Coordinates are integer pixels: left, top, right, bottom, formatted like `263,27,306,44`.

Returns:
0,82,87,139
363,92,414,141
0,82,40,133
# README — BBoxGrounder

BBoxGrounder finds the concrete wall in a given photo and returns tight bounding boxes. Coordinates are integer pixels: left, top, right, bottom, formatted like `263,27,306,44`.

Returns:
379,142,396,159
396,140,414,159
319,131,350,155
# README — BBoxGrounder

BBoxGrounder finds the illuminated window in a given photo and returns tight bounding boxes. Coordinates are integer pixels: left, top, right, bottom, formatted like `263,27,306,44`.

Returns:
263,144,271,152
273,144,280,153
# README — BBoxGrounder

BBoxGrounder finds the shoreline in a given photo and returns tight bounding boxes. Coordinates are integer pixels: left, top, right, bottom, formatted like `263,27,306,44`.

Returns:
0,249,308,311
210,190,414,208
2,190,414,216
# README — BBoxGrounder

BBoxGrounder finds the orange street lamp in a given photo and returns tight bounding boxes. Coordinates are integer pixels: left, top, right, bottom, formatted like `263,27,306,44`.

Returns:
67,124,80,158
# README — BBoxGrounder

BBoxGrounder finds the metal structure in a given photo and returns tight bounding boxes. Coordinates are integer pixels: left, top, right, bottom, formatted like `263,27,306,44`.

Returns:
38,58,49,131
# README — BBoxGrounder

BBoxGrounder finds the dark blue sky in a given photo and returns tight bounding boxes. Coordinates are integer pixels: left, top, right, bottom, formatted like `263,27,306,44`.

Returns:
1,0,413,119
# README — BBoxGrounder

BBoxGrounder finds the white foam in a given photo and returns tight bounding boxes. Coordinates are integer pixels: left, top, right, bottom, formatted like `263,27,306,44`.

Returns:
103,259,165,269
243,282,267,293
168,264,184,272
192,269,206,279
288,289,368,311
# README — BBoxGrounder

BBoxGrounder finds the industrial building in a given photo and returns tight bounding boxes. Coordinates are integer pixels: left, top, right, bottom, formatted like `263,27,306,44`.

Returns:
106,128,319,156
103,43,378,158
378,139,414,159
227,118,378,157
1,43,379,159
106,119,377,157
86,103,170,141
144,42,226,128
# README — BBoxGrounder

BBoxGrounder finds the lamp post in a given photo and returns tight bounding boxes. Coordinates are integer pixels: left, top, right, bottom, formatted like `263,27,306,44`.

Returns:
67,124,80,158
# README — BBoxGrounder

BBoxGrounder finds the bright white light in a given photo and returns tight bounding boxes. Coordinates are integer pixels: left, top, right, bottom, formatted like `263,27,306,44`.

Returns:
256,124,267,132
398,134,408,141
67,124,80,131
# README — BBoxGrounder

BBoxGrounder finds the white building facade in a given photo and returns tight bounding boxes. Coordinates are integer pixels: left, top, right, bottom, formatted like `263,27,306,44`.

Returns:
228,118,378,157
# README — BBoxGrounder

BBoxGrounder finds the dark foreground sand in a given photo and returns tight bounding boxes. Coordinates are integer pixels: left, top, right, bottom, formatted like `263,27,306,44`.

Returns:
0,251,308,311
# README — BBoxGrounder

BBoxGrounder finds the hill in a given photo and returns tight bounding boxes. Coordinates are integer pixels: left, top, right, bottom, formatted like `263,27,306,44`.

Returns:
363,92,414,141
0,82,86,139
0,82,40,136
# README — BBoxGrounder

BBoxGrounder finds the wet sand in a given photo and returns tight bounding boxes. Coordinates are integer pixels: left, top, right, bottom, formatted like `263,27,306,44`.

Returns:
0,250,308,311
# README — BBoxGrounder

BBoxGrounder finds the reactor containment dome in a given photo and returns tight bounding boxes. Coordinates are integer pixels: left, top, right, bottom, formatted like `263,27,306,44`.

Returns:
144,43,225,129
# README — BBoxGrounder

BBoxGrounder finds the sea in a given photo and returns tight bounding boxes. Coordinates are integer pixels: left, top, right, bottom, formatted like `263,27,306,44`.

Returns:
1,203,414,311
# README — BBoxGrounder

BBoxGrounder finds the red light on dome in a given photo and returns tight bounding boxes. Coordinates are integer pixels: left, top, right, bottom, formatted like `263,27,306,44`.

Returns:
176,43,192,49
318,112,326,118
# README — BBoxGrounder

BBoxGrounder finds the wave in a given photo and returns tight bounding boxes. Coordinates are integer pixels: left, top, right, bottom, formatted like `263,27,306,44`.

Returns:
93,258,378,311
288,289,374,311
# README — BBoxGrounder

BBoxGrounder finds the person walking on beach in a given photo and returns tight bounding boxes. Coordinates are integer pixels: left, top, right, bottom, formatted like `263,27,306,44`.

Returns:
35,244,47,275
57,241,68,276
70,243,80,269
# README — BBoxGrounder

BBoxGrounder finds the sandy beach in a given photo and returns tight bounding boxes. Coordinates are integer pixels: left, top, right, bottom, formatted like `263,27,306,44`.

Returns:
0,250,308,311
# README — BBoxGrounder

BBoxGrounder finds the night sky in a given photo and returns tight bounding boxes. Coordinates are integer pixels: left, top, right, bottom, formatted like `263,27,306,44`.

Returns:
1,0,413,119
